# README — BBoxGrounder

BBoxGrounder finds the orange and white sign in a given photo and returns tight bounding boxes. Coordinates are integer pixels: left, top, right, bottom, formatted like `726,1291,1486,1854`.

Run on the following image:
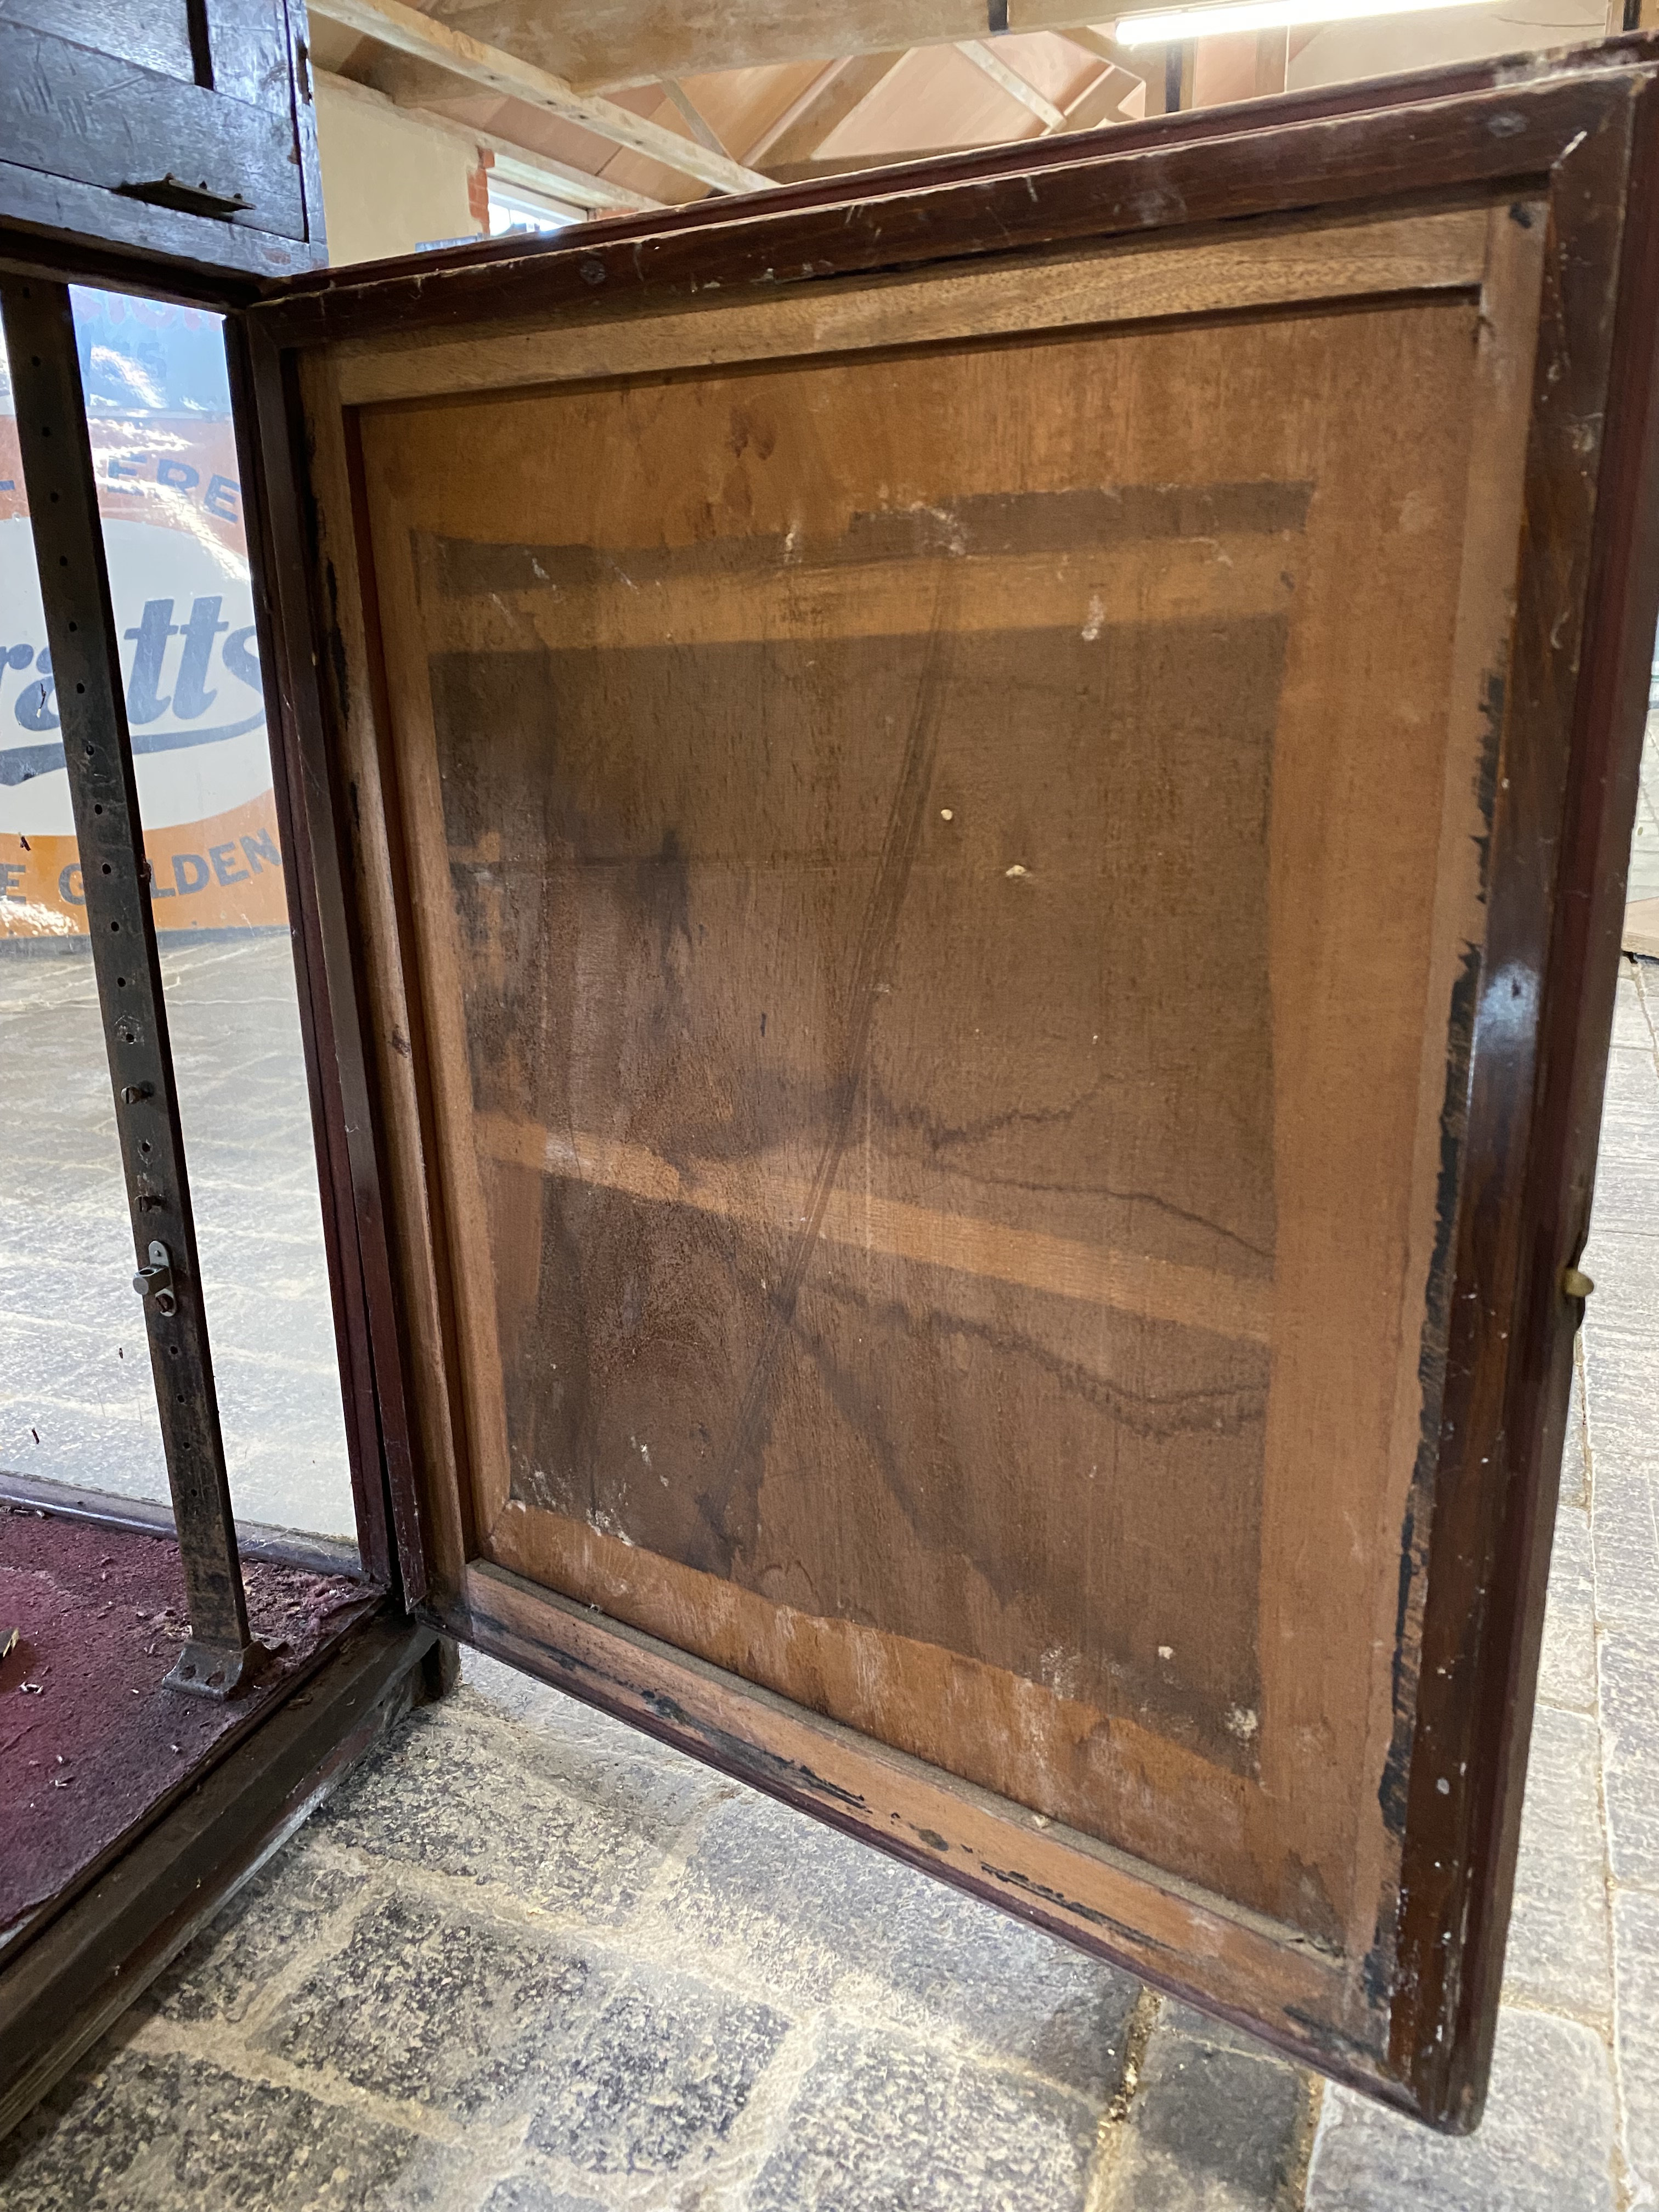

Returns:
1,294,286,938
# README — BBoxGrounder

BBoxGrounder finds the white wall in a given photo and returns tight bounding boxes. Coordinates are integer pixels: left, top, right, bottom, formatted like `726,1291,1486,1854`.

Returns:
314,76,482,266
1291,0,1608,91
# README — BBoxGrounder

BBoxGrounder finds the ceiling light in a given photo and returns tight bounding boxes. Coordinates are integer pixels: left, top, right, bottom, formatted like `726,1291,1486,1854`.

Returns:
1114,0,1501,45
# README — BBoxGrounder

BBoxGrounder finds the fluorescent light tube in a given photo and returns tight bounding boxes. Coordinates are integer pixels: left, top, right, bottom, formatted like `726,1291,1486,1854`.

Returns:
1115,0,1501,44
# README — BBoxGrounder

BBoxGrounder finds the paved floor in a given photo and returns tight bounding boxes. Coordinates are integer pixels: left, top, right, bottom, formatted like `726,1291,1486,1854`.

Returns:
0,1641,1321,2212
0,934,354,1542
1628,718,1659,908
2,932,1656,2208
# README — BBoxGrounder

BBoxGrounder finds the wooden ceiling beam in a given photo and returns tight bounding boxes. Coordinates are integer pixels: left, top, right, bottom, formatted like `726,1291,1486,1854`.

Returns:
1061,60,1146,130
308,0,774,193
747,51,910,168
1061,25,1148,73
659,78,727,157
475,124,666,211
428,0,1193,94
957,40,1066,131
362,54,475,109
764,143,1006,183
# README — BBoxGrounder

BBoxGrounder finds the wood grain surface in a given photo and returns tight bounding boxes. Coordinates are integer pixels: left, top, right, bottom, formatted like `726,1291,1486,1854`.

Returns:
0,19,303,238
354,270,1504,1967
330,204,1489,409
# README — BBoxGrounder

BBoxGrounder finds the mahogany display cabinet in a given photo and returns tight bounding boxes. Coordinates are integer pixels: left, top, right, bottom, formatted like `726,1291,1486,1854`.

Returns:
5,30,1659,2142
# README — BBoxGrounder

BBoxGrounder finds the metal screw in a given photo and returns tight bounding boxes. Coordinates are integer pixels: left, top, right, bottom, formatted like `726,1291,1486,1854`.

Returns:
120,1083,152,1104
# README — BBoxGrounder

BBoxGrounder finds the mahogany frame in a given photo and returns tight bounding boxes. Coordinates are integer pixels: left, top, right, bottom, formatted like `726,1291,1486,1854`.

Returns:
234,42,1659,2129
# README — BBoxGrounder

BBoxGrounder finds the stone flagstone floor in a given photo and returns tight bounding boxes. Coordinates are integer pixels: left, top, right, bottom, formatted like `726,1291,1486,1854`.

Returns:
1,947,1656,2209
0,934,354,1543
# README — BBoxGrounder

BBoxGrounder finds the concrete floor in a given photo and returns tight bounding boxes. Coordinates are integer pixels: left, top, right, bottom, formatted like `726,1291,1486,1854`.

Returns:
0,933,354,1542
2,930,1657,2208
1627,718,1659,909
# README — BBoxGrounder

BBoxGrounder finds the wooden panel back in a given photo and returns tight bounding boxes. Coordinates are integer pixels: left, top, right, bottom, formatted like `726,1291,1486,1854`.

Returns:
348,202,1538,1971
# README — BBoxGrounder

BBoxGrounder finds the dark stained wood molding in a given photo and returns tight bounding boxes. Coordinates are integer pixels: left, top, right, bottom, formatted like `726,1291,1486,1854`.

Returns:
0,1612,441,2141
331,390,484,1593
223,312,395,1592
1395,70,1659,2125
1384,92,1638,2118
0,161,306,298
248,78,1625,356
231,312,435,1608
251,34,1659,341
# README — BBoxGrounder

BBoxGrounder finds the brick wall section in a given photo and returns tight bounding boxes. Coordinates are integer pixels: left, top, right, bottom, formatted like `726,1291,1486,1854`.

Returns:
469,149,493,230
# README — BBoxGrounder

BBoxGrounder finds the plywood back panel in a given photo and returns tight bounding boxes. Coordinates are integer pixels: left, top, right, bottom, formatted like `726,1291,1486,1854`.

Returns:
351,224,1530,1970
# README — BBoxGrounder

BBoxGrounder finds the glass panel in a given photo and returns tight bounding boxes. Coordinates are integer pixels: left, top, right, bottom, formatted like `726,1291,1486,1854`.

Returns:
487,182,579,236
1,314,172,1504
1632,633,1659,911
0,288,356,1547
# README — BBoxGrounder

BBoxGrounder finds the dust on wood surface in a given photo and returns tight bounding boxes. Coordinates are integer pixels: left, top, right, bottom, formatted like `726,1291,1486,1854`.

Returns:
0,1507,375,1942
358,281,1498,1951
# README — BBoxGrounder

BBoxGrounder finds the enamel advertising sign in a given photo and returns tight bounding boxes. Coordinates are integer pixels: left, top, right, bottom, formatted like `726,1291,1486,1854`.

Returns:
0,289,285,938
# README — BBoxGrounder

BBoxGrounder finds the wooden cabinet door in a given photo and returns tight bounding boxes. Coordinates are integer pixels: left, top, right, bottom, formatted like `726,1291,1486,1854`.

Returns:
238,47,1659,2132
0,0,324,284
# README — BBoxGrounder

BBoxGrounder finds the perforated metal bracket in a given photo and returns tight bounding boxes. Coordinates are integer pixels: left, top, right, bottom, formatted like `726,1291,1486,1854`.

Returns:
165,1634,264,1700
1,275,259,1702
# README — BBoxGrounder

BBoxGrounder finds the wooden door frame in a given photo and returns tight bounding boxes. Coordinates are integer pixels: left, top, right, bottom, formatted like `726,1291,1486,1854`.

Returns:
235,43,1659,2129
0,219,399,1591
0,217,424,2142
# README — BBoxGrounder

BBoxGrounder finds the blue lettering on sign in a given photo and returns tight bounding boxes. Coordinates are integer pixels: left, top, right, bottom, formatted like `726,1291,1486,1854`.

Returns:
13,648,57,732
0,597,266,786
59,864,83,905
174,598,227,719
0,859,24,900
99,452,242,523
223,627,261,691
172,853,210,895
124,602,177,724
240,828,280,874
